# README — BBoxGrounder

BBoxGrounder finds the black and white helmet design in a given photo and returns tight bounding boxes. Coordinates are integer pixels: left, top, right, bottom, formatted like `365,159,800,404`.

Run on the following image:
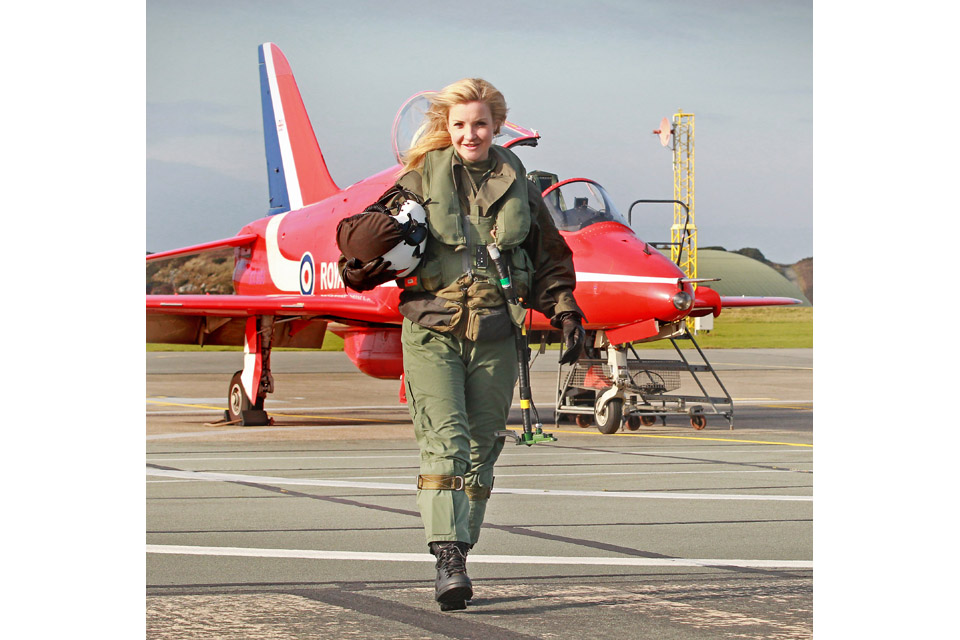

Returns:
381,199,427,277
336,185,430,281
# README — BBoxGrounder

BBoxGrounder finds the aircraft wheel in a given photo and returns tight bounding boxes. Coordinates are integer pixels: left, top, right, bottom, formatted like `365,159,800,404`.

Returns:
576,414,593,428
690,414,707,430
626,415,641,431
640,415,658,427
227,371,251,423
595,399,623,434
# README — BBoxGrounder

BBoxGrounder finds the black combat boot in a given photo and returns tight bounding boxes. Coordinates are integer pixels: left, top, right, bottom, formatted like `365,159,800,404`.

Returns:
429,541,473,611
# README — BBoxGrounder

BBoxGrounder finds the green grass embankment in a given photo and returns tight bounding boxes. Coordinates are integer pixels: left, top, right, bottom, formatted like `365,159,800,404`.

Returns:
636,306,812,349
147,307,811,352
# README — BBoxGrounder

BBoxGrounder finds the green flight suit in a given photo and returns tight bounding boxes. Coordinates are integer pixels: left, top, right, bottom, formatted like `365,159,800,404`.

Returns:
397,145,583,547
402,316,516,543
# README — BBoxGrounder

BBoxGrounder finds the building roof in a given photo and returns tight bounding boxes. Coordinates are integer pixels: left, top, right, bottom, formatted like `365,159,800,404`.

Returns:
693,249,811,305
652,248,812,305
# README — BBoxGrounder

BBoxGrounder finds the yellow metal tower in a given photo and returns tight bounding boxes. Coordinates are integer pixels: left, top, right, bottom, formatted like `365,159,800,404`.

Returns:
671,111,696,280
670,111,696,330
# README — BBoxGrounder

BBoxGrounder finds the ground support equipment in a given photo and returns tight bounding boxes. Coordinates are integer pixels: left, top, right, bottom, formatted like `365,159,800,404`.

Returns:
554,329,734,432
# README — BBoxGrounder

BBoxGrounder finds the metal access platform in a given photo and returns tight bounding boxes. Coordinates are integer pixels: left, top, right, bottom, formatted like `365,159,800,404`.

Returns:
553,329,734,433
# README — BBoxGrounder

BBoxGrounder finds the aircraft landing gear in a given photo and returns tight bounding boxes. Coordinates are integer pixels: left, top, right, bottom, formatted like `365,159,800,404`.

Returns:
222,316,274,426
227,371,268,424
595,397,623,434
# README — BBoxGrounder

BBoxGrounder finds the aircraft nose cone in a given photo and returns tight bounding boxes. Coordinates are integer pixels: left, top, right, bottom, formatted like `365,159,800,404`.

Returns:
563,223,692,328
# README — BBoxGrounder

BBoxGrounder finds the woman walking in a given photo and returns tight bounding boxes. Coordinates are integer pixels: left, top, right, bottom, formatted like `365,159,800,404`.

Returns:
340,78,585,611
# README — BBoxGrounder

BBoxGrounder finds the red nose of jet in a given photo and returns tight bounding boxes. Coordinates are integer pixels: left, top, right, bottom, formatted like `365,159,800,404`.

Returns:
562,222,694,329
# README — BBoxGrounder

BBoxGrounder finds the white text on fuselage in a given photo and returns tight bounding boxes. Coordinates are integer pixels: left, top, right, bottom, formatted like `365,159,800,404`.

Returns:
317,261,344,291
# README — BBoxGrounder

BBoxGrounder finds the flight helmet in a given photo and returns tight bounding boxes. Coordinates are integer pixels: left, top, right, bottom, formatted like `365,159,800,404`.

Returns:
336,185,429,278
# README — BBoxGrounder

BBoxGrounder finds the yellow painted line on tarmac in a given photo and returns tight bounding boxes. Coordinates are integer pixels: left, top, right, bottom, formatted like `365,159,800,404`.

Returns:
147,400,227,411
549,428,812,448
266,412,384,424
145,399,385,424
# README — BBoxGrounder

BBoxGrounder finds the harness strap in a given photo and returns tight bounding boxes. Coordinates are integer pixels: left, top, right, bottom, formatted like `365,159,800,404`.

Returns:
464,486,492,501
417,474,465,491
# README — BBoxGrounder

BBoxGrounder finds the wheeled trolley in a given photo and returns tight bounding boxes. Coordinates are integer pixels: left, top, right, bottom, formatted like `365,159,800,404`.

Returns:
554,329,734,433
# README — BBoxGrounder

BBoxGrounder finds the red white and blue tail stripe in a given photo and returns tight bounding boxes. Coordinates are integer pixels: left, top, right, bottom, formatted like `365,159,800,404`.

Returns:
258,42,339,215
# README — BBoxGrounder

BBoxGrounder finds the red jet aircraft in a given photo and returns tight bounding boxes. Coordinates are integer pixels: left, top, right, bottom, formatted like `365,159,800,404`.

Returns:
146,43,798,429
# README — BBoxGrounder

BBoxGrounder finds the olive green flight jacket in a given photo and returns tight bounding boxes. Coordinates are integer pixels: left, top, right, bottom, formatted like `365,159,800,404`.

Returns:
396,146,583,329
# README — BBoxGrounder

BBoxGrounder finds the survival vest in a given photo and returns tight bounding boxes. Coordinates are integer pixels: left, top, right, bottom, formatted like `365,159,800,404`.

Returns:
404,145,535,303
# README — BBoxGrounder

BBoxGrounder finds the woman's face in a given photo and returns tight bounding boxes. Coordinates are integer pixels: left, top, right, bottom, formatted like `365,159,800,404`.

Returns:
447,101,496,163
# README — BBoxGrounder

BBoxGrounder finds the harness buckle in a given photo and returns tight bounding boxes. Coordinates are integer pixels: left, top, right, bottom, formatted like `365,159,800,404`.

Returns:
417,474,465,491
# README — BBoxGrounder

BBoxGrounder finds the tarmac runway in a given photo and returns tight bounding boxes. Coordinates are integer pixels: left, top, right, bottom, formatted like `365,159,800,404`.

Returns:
147,348,812,639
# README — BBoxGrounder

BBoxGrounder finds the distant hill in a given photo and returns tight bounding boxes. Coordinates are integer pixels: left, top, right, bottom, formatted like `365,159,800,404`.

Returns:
701,247,813,303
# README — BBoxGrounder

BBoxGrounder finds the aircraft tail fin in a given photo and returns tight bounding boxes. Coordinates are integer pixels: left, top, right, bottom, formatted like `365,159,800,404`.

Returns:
259,43,340,215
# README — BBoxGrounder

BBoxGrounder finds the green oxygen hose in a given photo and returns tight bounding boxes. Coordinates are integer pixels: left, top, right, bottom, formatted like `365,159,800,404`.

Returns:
486,244,556,446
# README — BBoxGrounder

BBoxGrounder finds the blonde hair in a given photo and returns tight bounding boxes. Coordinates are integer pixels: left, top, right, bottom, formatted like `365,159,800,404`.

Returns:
400,78,508,174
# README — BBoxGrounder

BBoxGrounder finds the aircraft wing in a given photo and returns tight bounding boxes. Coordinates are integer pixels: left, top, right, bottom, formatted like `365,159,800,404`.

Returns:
146,235,259,262
146,294,398,324
146,292,402,349
718,296,803,308
690,286,801,317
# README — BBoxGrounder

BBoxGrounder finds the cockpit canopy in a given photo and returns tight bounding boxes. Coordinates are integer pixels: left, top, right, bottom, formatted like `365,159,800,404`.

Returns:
540,178,629,232
391,91,540,164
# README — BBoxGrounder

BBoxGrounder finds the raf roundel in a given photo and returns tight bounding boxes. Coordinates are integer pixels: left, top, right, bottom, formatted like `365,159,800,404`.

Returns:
299,252,315,295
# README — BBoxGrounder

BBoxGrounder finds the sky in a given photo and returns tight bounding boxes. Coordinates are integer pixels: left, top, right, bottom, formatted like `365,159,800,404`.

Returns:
146,0,812,264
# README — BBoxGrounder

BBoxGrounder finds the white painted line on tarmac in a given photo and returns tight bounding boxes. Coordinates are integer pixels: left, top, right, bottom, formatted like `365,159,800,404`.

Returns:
145,448,808,463
146,454,419,462
145,468,811,501
146,544,812,570
496,487,810,501
146,469,809,484
146,468,406,491
339,469,809,481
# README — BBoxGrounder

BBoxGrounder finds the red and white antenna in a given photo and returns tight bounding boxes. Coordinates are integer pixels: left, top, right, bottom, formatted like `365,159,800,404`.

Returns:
653,116,672,147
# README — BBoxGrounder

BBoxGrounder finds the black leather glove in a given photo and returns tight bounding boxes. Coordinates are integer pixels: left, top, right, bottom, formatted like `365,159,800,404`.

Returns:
557,312,585,364
341,257,393,292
